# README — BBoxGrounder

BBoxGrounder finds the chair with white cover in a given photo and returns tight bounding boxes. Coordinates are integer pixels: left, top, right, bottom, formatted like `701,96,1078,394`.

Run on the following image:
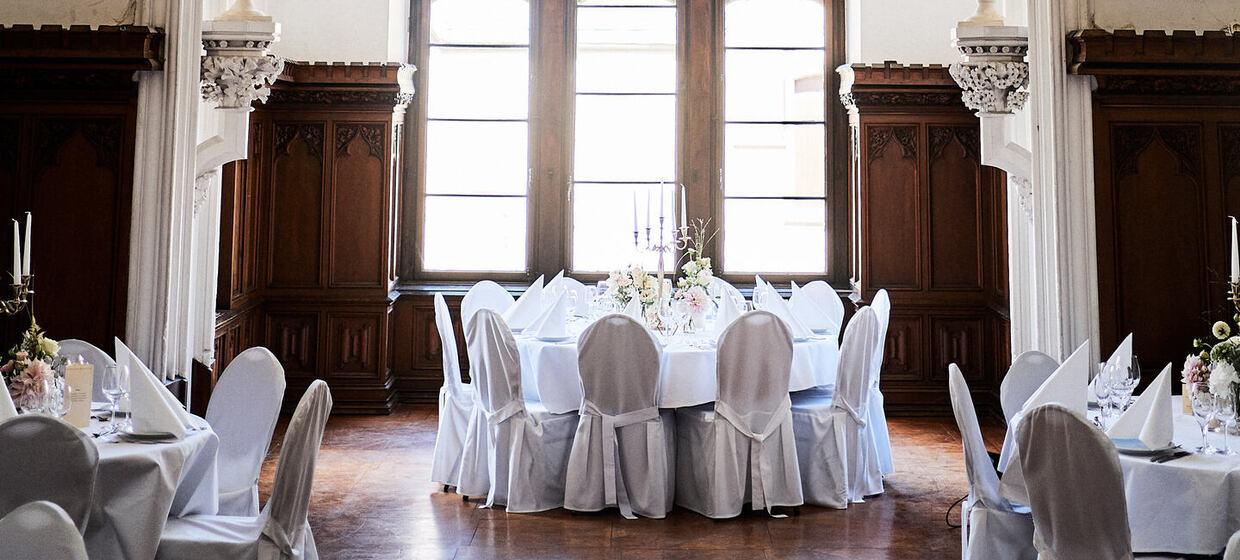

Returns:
948,364,1036,560
710,277,745,306
0,501,88,560
0,416,98,533
565,314,674,519
867,289,895,476
995,351,1059,472
58,338,116,402
1015,403,1132,560
455,309,578,512
431,293,474,490
676,310,804,518
790,307,883,507
156,380,333,560
800,280,844,336
1225,530,1240,560
461,280,515,327
206,347,287,516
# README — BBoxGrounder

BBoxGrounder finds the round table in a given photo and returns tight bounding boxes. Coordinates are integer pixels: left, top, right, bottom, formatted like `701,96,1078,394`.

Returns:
515,322,840,413
83,416,219,560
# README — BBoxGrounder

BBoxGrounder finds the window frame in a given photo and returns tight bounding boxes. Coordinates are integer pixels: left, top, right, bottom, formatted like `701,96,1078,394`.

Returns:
401,0,848,288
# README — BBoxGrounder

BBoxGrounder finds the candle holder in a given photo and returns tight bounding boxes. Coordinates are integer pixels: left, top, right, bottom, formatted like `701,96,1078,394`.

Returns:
637,219,690,331
0,274,32,316
1230,280,1240,319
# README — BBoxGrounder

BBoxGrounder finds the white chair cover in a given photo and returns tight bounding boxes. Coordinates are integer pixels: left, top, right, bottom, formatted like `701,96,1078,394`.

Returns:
565,314,673,519
995,351,1060,471
868,289,894,476
802,280,844,336
0,416,98,532
456,309,578,512
791,307,882,507
1226,530,1240,560
948,365,1036,560
58,338,115,402
710,277,744,306
431,293,475,489
157,380,333,560
0,501,88,560
207,347,287,516
1015,403,1133,560
461,280,515,327
675,310,804,518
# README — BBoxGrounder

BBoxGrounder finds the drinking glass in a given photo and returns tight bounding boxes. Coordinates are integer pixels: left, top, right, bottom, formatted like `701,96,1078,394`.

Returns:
42,375,69,418
1218,392,1239,456
103,365,131,430
1190,382,1219,454
1115,364,1140,412
753,287,768,310
566,290,579,318
1093,363,1113,427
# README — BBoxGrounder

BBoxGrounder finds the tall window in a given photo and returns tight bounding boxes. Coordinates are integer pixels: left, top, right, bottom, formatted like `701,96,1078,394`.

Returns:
571,0,677,272
721,0,827,274
420,0,530,272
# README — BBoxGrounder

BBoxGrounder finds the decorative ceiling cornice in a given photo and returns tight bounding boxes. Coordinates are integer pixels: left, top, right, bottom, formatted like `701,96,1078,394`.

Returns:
266,61,414,108
1070,29,1240,96
838,62,967,112
0,24,164,71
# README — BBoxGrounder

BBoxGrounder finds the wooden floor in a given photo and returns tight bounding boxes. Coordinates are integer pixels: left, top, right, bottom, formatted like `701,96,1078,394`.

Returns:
258,405,1006,559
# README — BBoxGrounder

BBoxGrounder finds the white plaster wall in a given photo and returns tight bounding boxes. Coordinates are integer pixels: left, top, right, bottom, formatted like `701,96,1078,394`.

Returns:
0,0,135,26
1090,0,1240,31
260,0,407,63
849,0,978,64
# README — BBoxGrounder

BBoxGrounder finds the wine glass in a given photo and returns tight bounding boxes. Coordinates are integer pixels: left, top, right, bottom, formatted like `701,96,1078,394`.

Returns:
1114,363,1140,412
1218,392,1238,456
103,365,131,431
1093,365,1113,428
42,375,70,418
752,286,768,310
1190,382,1219,454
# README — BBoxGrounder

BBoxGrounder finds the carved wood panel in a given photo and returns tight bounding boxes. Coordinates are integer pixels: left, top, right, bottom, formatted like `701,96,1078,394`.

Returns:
928,126,983,291
880,314,924,383
863,124,920,290
266,311,318,375
930,316,985,382
328,313,381,376
329,123,387,287
268,123,324,288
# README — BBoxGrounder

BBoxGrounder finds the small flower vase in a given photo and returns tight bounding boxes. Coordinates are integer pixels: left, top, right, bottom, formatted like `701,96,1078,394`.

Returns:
687,309,706,332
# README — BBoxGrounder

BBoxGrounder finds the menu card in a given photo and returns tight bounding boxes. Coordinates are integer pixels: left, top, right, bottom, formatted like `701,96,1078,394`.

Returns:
64,362,93,428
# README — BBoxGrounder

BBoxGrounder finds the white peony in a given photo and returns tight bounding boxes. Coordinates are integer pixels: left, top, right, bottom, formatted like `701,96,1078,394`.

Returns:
1210,362,1240,396
37,337,59,358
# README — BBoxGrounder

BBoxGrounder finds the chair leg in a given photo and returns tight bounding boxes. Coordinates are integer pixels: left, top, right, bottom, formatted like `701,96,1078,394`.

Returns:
443,484,451,493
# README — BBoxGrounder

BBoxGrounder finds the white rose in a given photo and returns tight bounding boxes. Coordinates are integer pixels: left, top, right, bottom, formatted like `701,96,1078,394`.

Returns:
1210,362,1239,395
38,337,59,357
683,261,699,275
697,267,713,281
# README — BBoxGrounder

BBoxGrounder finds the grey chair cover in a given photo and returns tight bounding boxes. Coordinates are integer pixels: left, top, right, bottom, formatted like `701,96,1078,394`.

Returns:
207,347,287,516
0,415,98,533
564,314,674,519
676,310,804,518
948,364,1036,560
1015,403,1133,560
0,500,88,560
59,338,116,402
456,309,578,512
431,293,475,488
157,380,333,560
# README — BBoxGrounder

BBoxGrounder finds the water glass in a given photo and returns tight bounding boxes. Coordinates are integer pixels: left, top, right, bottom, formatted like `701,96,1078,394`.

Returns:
103,365,131,430
1190,382,1219,454
1217,392,1239,456
753,287,768,310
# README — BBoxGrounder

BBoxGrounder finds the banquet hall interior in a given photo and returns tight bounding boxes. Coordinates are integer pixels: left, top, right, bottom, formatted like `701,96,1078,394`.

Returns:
3,0,1240,558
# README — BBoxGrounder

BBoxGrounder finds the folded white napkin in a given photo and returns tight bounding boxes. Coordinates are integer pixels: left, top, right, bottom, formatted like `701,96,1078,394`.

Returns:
622,297,643,322
1107,363,1174,449
115,338,196,436
757,282,813,341
790,281,835,334
543,270,565,307
1022,340,1090,416
0,383,16,422
531,291,570,340
503,275,545,331
712,290,743,339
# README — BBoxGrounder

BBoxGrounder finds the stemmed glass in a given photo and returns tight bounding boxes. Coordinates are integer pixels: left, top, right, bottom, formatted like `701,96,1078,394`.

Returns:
1094,363,1113,428
1113,362,1140,412
102,364,131,432
1216,392,1238,456
752,287,768,310
1190,382,1219,454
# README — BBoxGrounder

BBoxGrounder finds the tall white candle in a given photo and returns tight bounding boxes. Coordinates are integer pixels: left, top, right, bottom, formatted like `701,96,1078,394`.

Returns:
10,220,19,284
680,185,688,229
632,191,638,240
1231,216,1239,284
659,181,665,221
22,212,30,276
645,186,652,229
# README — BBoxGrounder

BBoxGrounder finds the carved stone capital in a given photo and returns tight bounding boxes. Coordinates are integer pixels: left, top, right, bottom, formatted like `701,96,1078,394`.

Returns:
200,54,284,108
950,25,1029,115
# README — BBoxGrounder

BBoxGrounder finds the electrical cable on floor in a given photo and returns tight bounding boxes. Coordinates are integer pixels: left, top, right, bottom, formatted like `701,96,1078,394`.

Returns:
946,495,966,529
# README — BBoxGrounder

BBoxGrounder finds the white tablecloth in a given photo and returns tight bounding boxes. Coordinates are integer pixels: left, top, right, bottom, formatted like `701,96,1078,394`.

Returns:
1002,397,1240,555
84,417,219,560
516,327,840,413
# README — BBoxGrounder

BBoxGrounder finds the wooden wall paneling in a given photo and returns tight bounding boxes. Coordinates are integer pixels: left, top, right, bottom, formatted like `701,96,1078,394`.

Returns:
390,291,469,402
927,125,984,291
330,122,388,287
268,122,325,288
861,123,921,291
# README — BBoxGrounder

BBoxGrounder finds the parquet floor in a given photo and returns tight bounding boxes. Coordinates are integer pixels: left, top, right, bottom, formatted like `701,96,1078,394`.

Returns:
258,405,1006,559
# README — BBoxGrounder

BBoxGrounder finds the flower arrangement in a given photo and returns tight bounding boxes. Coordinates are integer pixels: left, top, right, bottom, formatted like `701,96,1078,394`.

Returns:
1184,318,1240,398
606,264,661,319
2,318,65,410
672,219,718,325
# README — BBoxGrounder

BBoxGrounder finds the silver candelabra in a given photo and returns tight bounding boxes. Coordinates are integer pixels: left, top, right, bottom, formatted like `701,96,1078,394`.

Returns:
0,274,32,316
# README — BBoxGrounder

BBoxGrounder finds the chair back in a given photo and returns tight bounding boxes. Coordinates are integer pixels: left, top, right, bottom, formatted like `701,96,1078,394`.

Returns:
830,307,882,418
1000,351,1059,425
710,277,744,306
465,309,523,414
869,289,891,368
1016,403,1132,559
0,416,98,532
577,314,660,416
948,364,1008,511
0,501,88,560
461,280,515,327
262,380,333,558
434,294,466,396
716,310,794,431
58,339,116,402
802,280,844,332
206,347,287,500
1225,530,1240,560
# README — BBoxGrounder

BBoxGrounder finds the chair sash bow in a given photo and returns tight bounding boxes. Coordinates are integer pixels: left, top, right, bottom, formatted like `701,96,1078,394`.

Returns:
714,397,793,516
579,400,661,519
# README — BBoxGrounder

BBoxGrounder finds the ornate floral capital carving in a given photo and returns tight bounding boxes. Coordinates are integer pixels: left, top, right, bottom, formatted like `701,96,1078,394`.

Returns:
201,54,284,108
950,25,1029,116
